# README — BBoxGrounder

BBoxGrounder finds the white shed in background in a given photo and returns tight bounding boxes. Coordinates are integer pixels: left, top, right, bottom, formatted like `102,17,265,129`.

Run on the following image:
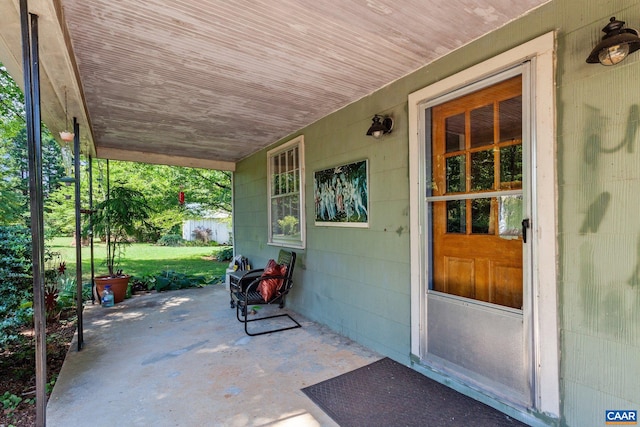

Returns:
182,213,231,244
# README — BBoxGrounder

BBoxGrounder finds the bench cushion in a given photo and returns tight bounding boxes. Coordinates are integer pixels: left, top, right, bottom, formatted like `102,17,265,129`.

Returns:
257,259,287,301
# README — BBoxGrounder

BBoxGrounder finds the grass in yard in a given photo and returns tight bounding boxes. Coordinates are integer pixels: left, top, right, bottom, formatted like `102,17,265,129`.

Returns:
46,237,230,282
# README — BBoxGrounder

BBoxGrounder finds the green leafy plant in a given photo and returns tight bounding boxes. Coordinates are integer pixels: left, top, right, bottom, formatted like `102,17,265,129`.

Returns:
129,275,155,294
154,270,207,292
15,300,33,326
57,277,91,308
216,246,233,261
46,374,58,395
0,226,33,346
156,234,184,246
1,391,22,413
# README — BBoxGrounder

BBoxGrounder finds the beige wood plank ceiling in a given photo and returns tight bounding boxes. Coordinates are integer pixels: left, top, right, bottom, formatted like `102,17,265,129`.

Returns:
0,0,550,170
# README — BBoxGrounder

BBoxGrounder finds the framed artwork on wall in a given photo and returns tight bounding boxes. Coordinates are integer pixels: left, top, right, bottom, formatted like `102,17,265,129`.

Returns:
314,159,369,227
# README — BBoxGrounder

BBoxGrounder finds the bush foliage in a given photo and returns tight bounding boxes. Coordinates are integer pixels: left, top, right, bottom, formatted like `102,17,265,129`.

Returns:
0,226,33,346
216,246,233,261
153,270,208,292
156,234,185,247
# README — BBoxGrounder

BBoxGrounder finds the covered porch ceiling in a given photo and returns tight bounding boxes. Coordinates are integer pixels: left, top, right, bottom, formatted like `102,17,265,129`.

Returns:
0,0,550,171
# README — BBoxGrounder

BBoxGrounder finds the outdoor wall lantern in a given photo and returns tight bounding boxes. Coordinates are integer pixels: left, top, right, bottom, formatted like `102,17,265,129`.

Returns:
586,17,640,65
366,114,394,139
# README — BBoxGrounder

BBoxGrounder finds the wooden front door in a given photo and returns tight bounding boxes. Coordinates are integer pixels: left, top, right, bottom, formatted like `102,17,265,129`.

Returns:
431,75,524,309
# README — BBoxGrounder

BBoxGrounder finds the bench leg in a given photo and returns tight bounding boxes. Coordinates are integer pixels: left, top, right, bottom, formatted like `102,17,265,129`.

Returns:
235,300,300,336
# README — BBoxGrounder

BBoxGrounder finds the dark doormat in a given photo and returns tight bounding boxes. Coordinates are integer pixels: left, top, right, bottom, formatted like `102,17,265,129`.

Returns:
301,358,529,427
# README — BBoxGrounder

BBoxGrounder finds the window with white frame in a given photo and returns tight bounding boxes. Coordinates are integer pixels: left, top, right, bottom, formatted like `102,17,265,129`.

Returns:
267,135,305,248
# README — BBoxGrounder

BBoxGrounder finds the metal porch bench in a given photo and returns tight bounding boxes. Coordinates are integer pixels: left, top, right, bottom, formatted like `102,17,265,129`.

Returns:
229,250,300,336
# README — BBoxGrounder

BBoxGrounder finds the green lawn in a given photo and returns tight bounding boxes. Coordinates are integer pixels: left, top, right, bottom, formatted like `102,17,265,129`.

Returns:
46,237,230,282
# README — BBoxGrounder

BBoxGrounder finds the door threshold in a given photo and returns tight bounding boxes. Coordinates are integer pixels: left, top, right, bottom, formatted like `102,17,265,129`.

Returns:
409,353,559,427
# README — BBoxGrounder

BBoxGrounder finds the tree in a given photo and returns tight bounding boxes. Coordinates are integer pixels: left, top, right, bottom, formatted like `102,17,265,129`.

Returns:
2,61,232,236
1,63,65,226
104,160,231,238
91,185,153,276
0,64,25,139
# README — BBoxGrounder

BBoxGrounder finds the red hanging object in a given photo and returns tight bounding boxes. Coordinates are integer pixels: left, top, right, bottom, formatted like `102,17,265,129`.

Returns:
178,191,185,205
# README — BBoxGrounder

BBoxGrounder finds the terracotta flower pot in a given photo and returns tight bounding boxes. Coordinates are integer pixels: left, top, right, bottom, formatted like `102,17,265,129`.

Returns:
95,275,130,304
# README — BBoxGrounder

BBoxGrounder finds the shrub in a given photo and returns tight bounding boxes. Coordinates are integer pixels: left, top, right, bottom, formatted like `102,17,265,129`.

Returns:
57,278,92,308
0,226,33,345
153,270,207,292
216,246,233,261
129,275,155,294
156,234,185,246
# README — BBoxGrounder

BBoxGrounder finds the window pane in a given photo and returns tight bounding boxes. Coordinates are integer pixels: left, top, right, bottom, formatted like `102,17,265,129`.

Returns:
500,144,522,189
286,171,294,194
470,149,494,191
446,155,465,193
471,198,492,234
268,136,304,247
498,195,523,237
470,104,494,148
270,157,278,195
279,153,286,194
445,113,465,152
499,96,522,142
272,173,280,195
292,169,299,193
447,200,466,233
271,195,300,239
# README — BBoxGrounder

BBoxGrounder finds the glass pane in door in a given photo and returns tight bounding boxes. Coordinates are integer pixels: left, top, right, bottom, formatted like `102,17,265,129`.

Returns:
470,150,494,191
499,96,522,142
446,155,466,193
470,104,494,148
446,113,465,152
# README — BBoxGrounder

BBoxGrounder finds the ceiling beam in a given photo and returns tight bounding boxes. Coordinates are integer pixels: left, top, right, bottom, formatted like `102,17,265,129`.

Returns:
95,146,236,171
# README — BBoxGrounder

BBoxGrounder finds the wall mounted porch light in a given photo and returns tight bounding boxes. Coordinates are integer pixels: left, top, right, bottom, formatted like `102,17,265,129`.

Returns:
366,114,394,139
586,17,640,65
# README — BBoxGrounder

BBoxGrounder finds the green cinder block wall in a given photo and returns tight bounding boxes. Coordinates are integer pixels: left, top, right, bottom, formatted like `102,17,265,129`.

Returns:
234,1,640,425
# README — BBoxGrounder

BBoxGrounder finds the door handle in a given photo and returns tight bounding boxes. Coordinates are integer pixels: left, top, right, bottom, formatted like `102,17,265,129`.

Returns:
522,218,530,243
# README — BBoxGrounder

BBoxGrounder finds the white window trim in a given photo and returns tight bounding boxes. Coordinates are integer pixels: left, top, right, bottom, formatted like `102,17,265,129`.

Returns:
408,32,558,417
267,135,306,249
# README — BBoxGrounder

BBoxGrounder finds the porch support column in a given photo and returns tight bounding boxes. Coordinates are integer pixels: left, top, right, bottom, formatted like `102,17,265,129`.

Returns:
89,156,95,304
73,117,84,350
20,0,46,424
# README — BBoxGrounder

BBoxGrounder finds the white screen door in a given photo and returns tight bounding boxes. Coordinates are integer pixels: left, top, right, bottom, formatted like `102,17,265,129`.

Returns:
422,65,533,407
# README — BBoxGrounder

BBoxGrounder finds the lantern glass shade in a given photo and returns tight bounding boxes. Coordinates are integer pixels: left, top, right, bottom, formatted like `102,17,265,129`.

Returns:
598,43,630,65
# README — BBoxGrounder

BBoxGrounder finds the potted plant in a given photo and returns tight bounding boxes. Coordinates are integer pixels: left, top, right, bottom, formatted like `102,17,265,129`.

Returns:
91,185,153,303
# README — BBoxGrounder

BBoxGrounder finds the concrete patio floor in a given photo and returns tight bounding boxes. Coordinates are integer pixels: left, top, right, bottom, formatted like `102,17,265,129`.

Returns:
47,285,380,426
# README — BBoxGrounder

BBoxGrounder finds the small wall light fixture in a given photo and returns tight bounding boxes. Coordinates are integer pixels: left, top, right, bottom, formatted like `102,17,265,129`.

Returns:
366,114,394,139
586,17,640,65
